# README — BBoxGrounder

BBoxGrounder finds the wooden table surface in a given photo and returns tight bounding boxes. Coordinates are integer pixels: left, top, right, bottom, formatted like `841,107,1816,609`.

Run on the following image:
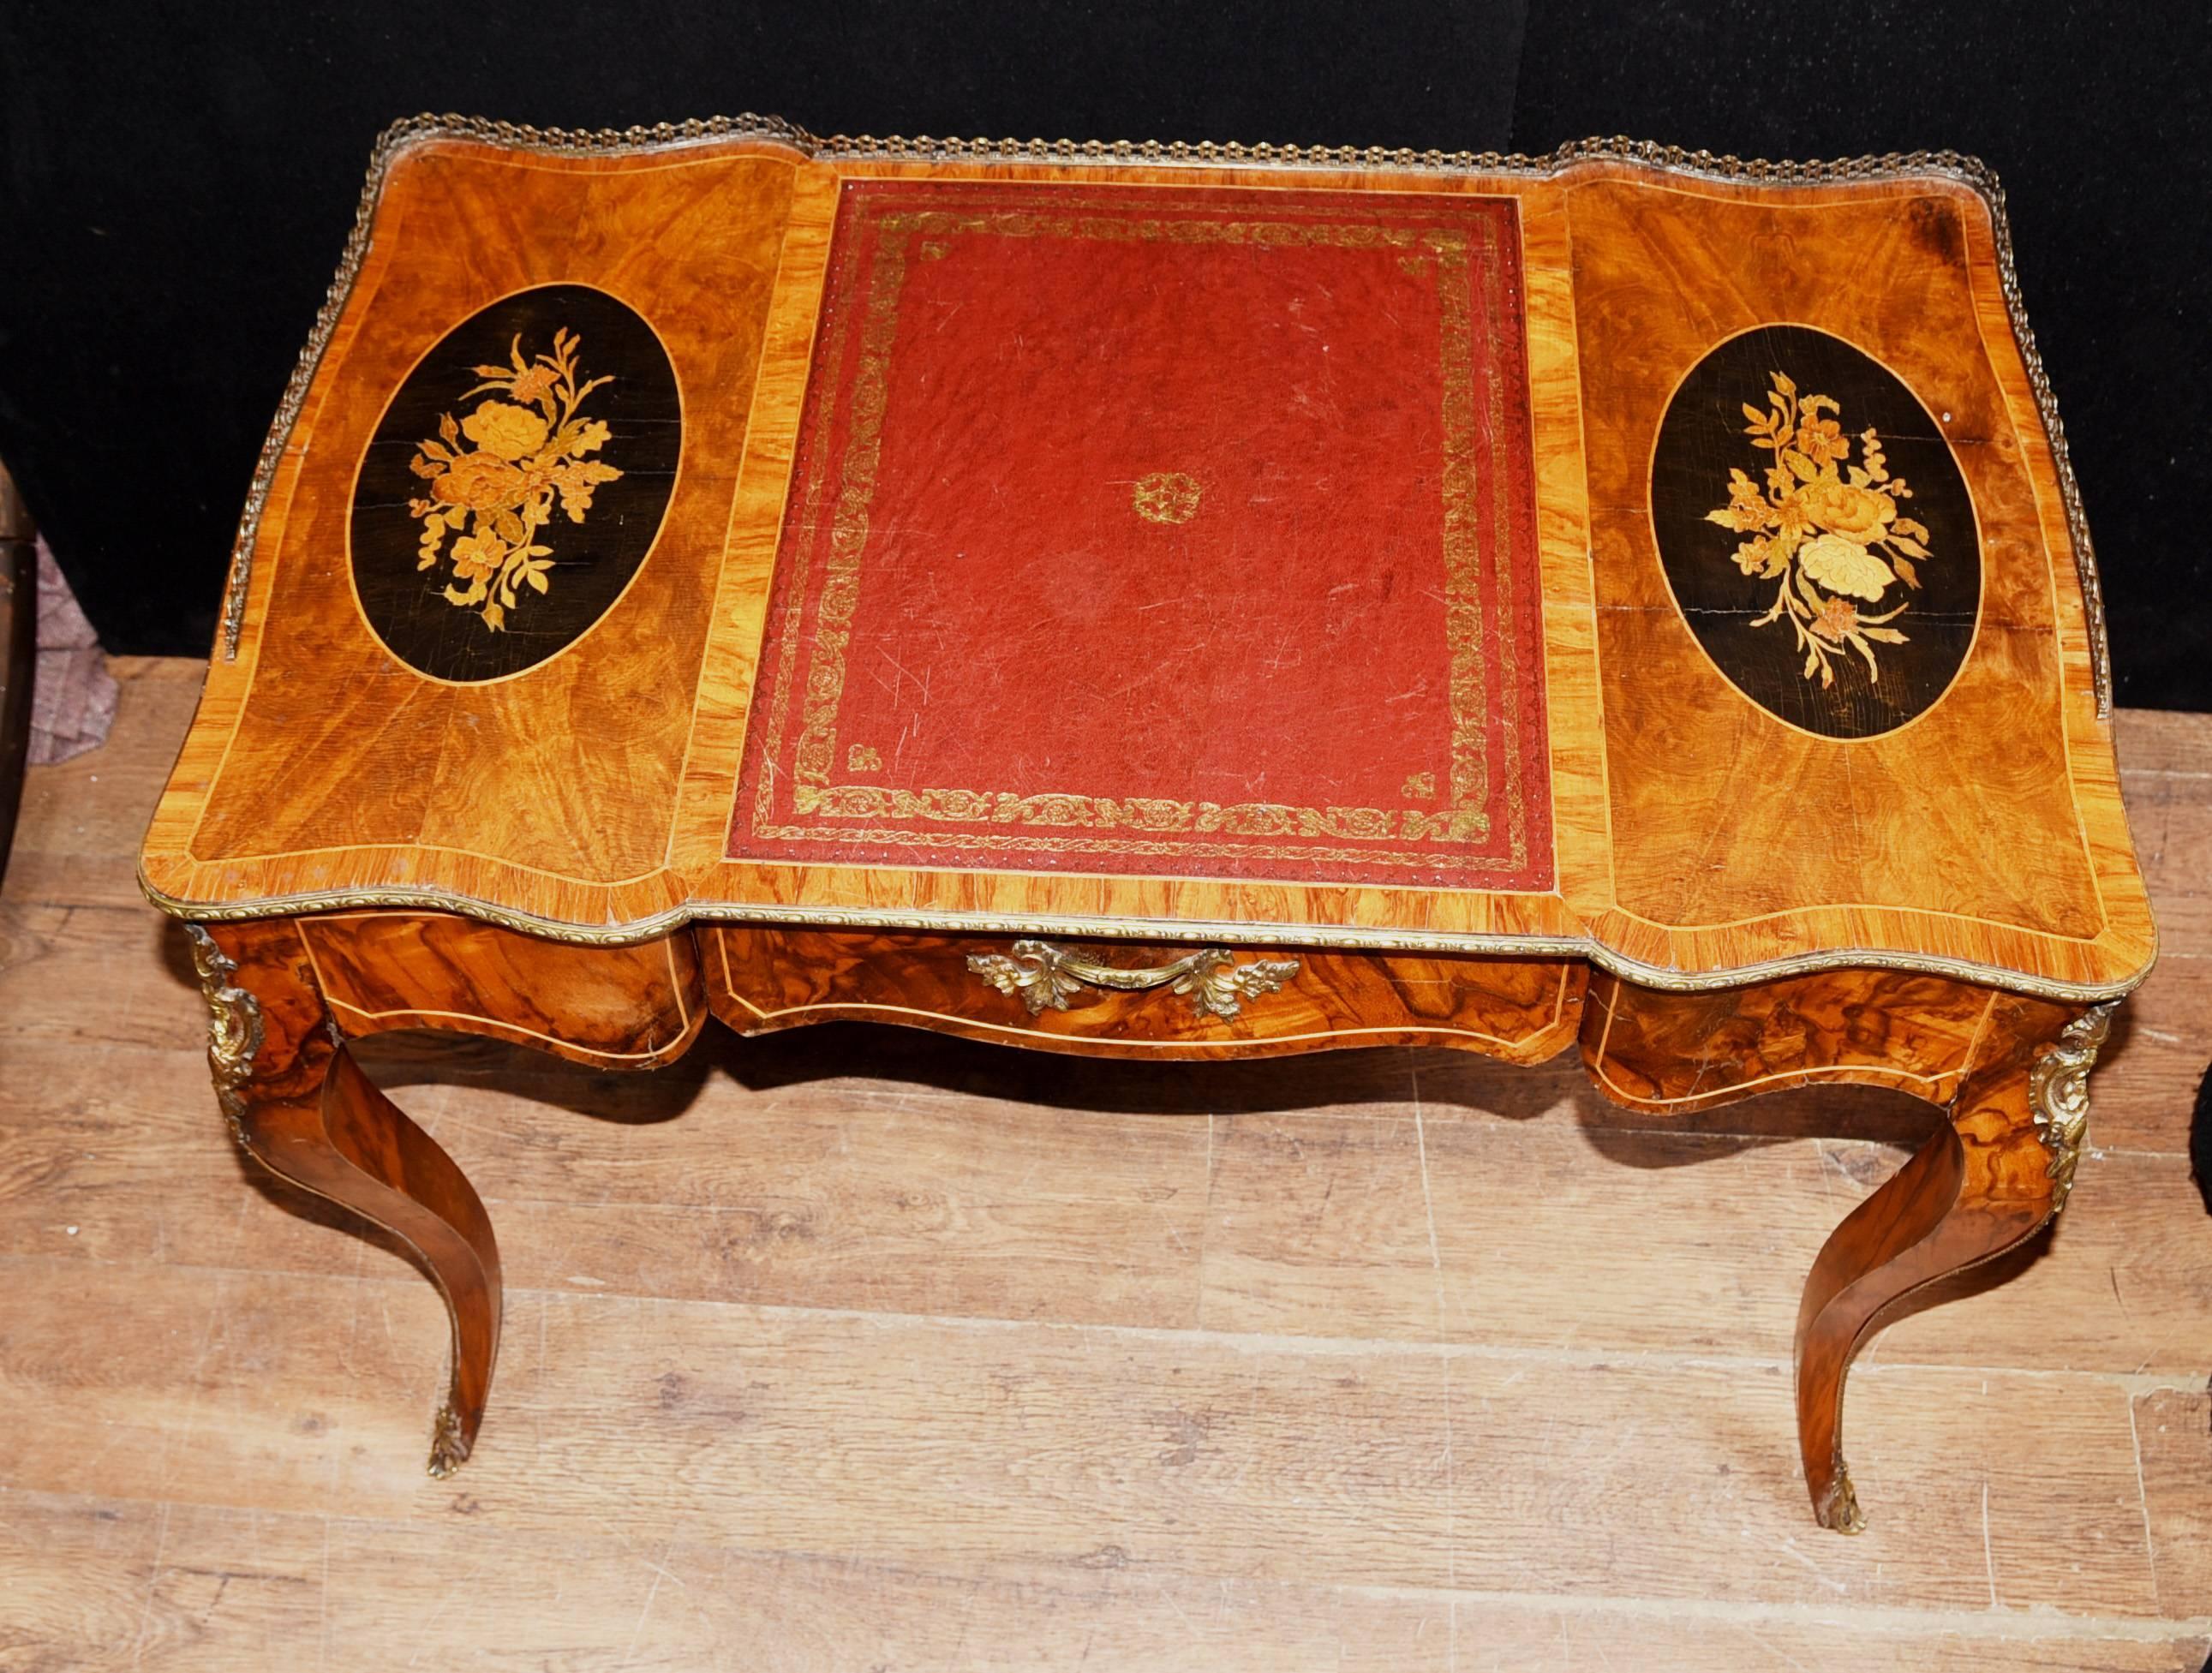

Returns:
12,657,2211,1667
139,121,2150,1001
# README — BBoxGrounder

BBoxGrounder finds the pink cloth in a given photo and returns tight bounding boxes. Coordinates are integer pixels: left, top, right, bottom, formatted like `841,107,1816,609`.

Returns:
29,536,117,766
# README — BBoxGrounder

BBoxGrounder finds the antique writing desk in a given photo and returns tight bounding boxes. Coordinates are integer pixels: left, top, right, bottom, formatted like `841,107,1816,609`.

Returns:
141,117,2155,1533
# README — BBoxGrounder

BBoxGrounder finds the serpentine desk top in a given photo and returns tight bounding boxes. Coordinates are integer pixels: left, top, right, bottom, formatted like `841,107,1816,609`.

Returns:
140,118,2149,1002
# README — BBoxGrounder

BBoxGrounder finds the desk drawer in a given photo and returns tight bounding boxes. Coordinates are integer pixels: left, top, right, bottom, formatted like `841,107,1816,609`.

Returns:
702,927,1583,1062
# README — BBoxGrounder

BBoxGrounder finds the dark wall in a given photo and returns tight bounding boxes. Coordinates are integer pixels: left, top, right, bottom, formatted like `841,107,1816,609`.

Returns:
1,2,2205,707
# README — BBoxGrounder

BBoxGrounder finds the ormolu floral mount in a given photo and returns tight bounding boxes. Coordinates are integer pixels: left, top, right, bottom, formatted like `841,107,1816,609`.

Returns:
967,939,1302,1020
144,118,2152,1534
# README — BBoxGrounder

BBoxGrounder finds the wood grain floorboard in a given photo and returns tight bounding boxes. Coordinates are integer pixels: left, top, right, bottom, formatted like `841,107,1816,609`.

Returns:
1,660,2207,1668
12,1031,2208,1377
2134,1386,2212,1622
4,1491,2203,1673
0,1258,2173,1610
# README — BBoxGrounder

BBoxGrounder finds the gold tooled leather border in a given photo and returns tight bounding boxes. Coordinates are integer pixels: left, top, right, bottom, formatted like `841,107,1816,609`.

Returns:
140,869,2147,1004
169,112,2137,1003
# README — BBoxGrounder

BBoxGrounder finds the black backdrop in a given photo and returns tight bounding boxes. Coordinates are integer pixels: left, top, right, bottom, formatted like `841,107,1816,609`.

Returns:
2,1,2206,707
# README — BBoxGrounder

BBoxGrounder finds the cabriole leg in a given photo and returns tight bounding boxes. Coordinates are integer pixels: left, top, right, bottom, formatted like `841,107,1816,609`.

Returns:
1793,1003,2115,1532
188,919,503,1476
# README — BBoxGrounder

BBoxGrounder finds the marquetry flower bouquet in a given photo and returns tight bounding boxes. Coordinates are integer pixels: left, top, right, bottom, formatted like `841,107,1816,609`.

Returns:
1705,371,1933,687
408,329,622,631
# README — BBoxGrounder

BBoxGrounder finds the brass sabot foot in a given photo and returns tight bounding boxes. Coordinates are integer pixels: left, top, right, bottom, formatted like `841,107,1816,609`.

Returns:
427,1399,472,1479
1816,1460,1867,1535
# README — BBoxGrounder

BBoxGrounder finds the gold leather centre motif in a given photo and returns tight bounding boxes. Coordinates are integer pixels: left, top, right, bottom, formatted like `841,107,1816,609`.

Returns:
1131,470,1203,524
1704,371,1935,688
408,328,623,632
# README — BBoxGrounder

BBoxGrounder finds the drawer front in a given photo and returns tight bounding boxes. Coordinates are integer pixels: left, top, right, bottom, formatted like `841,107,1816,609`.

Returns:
705,927,1584,1062
300,911,705,1068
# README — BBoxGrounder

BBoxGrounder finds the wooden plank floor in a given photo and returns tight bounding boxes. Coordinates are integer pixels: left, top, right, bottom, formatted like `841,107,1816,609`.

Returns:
3,656,2209,1670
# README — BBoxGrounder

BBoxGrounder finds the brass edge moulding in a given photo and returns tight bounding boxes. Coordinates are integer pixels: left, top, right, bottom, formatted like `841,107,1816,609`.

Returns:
213,114,2112,720
139,869,2149,1003
2029,1000,2117,1213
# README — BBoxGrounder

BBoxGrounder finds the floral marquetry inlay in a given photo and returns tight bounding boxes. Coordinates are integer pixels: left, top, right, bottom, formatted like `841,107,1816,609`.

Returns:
1650,324,1980,741
408,328,624,633
1706,372,1935,689
349,283,681,684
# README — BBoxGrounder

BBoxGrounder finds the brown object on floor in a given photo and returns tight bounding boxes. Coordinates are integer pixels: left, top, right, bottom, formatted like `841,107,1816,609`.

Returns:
5,659,2209,1664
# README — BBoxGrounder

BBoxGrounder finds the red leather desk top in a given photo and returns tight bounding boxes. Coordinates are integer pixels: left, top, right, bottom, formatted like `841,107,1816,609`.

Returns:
729,180,1551,891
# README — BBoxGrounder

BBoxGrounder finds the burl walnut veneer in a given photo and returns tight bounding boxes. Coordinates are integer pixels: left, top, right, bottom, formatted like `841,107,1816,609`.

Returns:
144,116,2153,1533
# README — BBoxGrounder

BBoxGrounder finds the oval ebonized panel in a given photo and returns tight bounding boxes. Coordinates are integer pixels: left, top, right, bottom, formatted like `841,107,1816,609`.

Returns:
1651,324,1980,739
349,284,680,683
